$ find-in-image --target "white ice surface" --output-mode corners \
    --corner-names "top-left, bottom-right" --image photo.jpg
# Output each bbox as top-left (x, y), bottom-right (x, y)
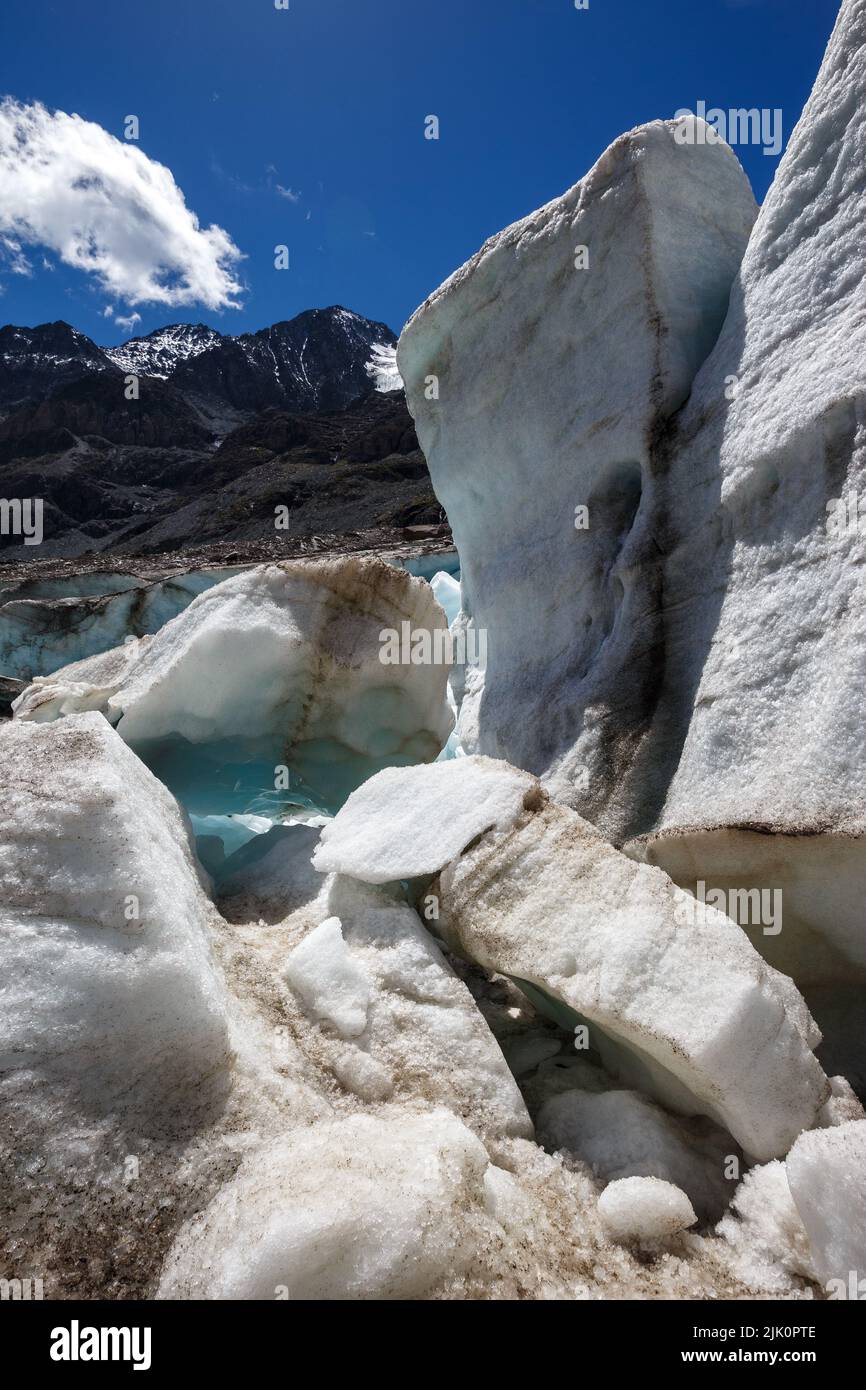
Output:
top-left (786, 1120), bottom-right (866, 1288)
top-left (157, 1108), bottom-right (500, 1300)
top-left (14, 557), bottom-right (455, 818)
top-left (312, 756), bottom-right (827, 1159)
top-left (0, 712), bottom-right (230, 1135)
top-left (430, 570), bottom-right (461, 628)
top-left (313, 755), bottom-right (538, 882)
top-left (597, 1177), bottom-right (696, 1244)
top-left (283, 915), bottom-right (372, 1038)
top-left (537, 1088), bottom-right (738, 1223)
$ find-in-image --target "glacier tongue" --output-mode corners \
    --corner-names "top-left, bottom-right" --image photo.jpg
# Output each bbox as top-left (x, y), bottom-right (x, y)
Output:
top-left (0, 567), bottom-right (237, 681)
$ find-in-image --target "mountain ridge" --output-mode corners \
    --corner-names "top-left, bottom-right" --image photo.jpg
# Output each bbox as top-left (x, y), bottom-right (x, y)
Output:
top-left (0, 306), bottom-right (399, 421)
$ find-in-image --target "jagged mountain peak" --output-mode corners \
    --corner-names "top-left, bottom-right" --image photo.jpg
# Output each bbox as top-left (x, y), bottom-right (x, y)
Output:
top-left (104, 323), bottom-right (225, 379)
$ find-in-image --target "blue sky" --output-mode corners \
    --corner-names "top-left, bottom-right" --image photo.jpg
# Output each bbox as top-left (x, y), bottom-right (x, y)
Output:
top-left (0, 0), bottom-right (842, 343)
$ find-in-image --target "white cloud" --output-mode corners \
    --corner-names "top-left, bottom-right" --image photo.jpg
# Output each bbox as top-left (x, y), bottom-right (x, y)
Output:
top-left (0, 98), bottom-right (244, 310)
top-left (1, 235), bottom-right (33, 276)
top-left (276, 184), bottom-right (301, 203)
top-left (102, 304), bottom-right (115, 317)
top-left (114, 311), bottom-right (142, 332)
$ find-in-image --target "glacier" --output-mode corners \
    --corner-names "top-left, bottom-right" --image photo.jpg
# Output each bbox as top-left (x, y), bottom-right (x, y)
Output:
top-left (3, 0), bottom-right (866, 1304)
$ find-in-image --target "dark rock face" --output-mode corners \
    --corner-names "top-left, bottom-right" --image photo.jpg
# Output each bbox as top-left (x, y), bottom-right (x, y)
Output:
top-left (0, 309), bottom-right (440, 561)
top-left (0, 674), bottom-right (25, 717)
top-left (0, 373), bottom-right (211, 456)
top-left (0, 387), bottom-right (442, 560)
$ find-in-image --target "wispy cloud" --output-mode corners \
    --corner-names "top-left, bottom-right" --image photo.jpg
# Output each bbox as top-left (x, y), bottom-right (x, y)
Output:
top-left (0, 98), bottom-right (244, 310)
top-left (114, 310), bottom-right (142, 332)
top-left (214, 158), bottom-right (303, 207)
top-left (210, 155), bottom-right (256, 196)
top-left (1, 235), bottom-right (33, 277)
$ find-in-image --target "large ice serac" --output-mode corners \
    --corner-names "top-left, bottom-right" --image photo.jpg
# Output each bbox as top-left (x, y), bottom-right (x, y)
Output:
top-left (14, 557), bottom-right (455, 814)
top-left (627, 0), bottom-right (866, 993)
top-left (398, 116), bottom-right (757, 841)
top-left (317, 758), bottom-right (829, 1160)
top-left (399, 0), bottom-right (866, 1014)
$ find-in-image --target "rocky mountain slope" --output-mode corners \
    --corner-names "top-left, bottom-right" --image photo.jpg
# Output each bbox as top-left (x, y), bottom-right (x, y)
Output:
top-left (0, 307), bottom-right (438, 560)
top-left (0, 384), bottom-right (440, 560)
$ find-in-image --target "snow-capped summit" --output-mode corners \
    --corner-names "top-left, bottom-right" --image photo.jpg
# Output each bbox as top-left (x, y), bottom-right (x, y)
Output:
top-left (104, 323), bottom-right (224, 379)
top-left (105, 305), bottom-right (398, 415)
top-left (185, 305), bottom-right (398, 414)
